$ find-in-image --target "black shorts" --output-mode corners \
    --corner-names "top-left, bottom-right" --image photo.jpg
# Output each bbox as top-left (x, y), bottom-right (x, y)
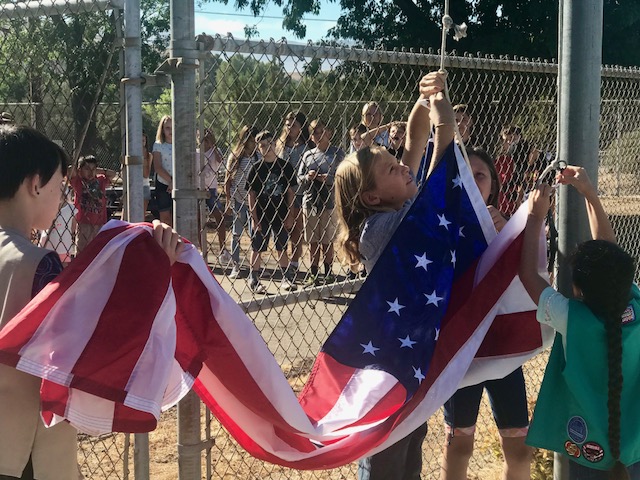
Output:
top-left (155, 182), bottom-right (172, 212)
top-left (443, 367), bottom-right (529, 431)
top-left (251, 220), bottom-right (288, 252)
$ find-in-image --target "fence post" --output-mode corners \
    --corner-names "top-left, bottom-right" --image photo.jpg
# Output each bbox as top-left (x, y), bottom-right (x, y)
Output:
top-left (123, 2), bottom-right (150, 476)
top-left (169, 1), bottom-right (202, 478)
top-left (555, 0), bottom-right (604, 476)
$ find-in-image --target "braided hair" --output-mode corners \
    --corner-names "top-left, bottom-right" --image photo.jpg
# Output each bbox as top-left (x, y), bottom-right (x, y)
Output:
top-left (571, 240), bottom-right (635, 479)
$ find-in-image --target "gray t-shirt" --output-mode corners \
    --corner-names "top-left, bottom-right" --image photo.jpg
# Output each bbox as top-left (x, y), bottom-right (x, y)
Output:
top-left (359, 198), bottom-right (414, 273)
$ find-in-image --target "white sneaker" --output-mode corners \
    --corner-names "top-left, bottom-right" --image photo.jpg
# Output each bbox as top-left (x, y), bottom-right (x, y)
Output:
top-left (280, 276), bottom-right (295, 292)
top-left (249, 277), bottom-right (267, 294)
top-left (219, 249), bottom-right (232, 265)
top-left (229, 264), bottom-right (241, 279)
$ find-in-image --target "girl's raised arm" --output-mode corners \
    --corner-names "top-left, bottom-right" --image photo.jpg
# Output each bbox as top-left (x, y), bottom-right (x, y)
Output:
top-left (519, 184), bottom-right (553, 303)
top-left (401, 71), bottom-right (446, 174)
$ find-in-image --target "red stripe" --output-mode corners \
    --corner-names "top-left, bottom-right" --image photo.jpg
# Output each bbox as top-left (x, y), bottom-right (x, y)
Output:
top-left (40, 379), bottom-right (70, 424)
top-left (69, 233), bottom-right (170, 401)
top-left (298, 353), bottom-right (357, 423)
top-left (173, 263), bottom-right (307, 439)
top-left (423, 232), bottom-right (524, 388)
top-left (475, 310), bottom-right (541, 357)
top-left (0, 225), bottom-right (131, 356)
top-left (112, 403), bottom-right (158, 433)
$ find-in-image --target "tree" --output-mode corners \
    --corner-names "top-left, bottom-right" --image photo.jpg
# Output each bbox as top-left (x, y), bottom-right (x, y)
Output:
top-left (204, 0), bottom-right (640, 67)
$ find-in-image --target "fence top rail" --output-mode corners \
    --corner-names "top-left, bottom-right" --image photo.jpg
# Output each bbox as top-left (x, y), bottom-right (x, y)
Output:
top-left (209, 35), bottom-right (640, 79)
top-left (0, 0), bottom-right (123, 19)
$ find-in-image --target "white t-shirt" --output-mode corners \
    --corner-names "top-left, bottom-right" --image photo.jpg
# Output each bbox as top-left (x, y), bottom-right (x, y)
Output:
top-left (152, 142), bottom-right (173, 185)
top-left (197, 147), bottom-right (223, 190)
top-left (39, 202), bottom-right (77, 260)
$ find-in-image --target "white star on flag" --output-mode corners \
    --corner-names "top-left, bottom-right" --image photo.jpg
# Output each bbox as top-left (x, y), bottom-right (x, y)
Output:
top-left (435, 328), bottom-right (440, 340)
top-left (424, 290), bottom-right (443, 307)
top-left (450, 250), bottom-right (457, 268)
top-left (452, 174), bottom-right (463, 189)
top-left (398, 335), bottom-right (417, 348)
top-left (386, 298), bottom-right (405, 316)
top-left (413, 366), bottom-right (425, 384)
top-left (437, 214), bottom-right (451, 230)
top-left (459, 226), bottom-right (465, 238)
top-left (360, 341), bottom-right (380, 356)
top-left (414, 253), bottom-right (433, 271)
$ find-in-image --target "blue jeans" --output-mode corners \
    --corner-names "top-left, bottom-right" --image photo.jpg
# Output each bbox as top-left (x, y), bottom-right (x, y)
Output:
top-left (357, 423), bottom-right (428, 480)
top-left (231, 200), bottom-right (250, 264)
top-left (569, 461), bottom-right (640, 479)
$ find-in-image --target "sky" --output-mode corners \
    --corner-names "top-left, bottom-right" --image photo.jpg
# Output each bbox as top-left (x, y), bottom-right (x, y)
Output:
top-left (194, 1), bottom-right (342, 44)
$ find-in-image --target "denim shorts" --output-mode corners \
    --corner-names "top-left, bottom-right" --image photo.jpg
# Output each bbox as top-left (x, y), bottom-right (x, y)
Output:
top-left (251, 219), bottom-right (288, 252)
top-left (205, 188), bottom-right (223, 212)
top-left (443, 367), bottom-right (529, 432)
top-left (155, 181), bottom-right (172, 212)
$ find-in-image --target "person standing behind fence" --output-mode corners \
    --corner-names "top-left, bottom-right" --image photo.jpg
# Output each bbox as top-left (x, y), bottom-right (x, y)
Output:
top-left (387, 121), bottom-right (407, 159)
top-left (495, 125), bottom-right (530, 217)
top-left (359, 101), bottom-right (389, 149)
top-left (142, 132), bottom-right (153, 215)
top-left (247, 130), bottom-right (297, 293)
top-left (276, 111), bottom-right (311, 278)
top-left (198, 129), bottom-right (232, 265)
top-left (453, 103), bottom-right (475, 147)
top-left (152, 115), bottom-right (173, 226)
top-left (334, 71), bottom-right (448, 480)
top-left (520, 167), bottom-right (640, 480)
top-left (225, 125), bottom-right (258, 279)
top-left (439, 147), bottom-right (532, 480)
top-left (39, 185), bottom-right (77, 268)
top-left (69, 155), bottom-right (116, 253)
top-left (298, 119), bottom-right (344, 286)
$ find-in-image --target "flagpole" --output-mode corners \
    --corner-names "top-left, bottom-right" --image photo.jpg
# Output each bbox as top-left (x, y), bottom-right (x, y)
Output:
top-left (555, 0), bottom-right (604, 478)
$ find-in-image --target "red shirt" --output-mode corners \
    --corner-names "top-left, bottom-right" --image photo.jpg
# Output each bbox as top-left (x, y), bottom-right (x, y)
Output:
top-left (71, 174), bottom-right (109, 225)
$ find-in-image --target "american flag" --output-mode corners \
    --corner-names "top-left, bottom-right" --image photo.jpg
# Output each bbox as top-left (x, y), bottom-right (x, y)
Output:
top-left (0, 141), bottom-right (551, 468)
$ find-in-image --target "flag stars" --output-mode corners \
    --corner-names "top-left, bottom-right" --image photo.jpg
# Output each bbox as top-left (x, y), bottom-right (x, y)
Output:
top-left (450, 250), bottom-right (457, 268)
top-left (424, 290), bottom-right (443, 307)
top-left (414, 253), bottom-right (433, 271)
top-left (452, 174), bottom-right (463, 189)
top-left (387, 298), bottom-right (405, 316)
top-left (413, 366), bottom-right (425, 384)
top-left (438, 214), bottom-right (451, 230)
top-left (459, 226), bottom-right (465, 238)
top-left (360, 341), bottom-right (380, 356)
top-left (398, 335), bottom-right (417, 348)
top-left (435, 328), bottom-right (440, 341)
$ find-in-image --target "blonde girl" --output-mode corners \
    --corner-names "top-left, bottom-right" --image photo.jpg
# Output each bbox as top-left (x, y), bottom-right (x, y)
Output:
top-left (334, 72), bottom-right (451, 480)
top-left (152, 115), bottom-right (173, 226)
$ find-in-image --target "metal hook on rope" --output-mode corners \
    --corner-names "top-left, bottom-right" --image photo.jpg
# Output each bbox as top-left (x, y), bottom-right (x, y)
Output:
top-left (536, 157), bottom-right (568, 188)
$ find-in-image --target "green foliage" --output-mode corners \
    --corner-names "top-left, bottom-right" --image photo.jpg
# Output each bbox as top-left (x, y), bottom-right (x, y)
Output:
top-left (203, 0), bottom-right (640, 67)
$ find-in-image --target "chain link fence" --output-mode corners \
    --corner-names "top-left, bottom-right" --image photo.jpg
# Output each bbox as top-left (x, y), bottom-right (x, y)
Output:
top-left (2, 1), bottom-right (640, 478)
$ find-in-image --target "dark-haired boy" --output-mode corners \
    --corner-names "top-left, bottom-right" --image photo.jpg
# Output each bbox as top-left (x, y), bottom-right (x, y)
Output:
top-left (247, 131), bottom-right (297, 293)
top-left (69, 155), bottom-right (116, 252)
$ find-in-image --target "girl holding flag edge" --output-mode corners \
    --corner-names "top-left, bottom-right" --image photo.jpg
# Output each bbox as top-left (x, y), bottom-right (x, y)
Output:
top-left (520, 167), bottom-right (640, 480)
